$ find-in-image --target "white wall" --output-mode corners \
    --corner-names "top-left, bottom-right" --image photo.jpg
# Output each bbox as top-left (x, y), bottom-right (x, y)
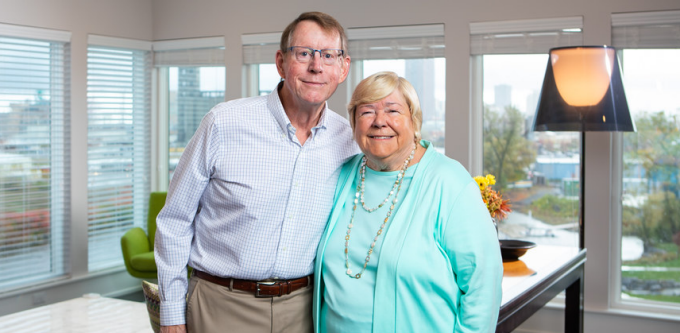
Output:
top-left (0, 0), bottom-right (679, 332)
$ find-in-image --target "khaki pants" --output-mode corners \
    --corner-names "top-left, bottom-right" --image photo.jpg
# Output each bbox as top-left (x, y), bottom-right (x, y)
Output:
top-left (186, 274), bottom-right (314, 333)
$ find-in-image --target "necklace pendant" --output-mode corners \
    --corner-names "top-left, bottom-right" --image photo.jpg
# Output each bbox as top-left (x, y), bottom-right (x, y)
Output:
top-left (344, 146), bottom-right (417, 281)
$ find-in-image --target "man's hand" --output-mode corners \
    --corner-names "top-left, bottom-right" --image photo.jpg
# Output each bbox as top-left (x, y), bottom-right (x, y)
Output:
top-left (160, 325), bottom-right (187, 333)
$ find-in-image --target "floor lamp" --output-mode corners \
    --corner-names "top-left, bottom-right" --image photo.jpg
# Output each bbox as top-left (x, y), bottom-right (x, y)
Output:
top-left (532, 45), bottom-right (636, 331)
top-left (533, 45), bottom-right (636, 249)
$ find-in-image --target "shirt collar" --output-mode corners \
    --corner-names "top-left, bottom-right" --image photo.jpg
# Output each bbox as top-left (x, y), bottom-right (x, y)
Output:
top-left (268, 82), bottom-right (329, 136)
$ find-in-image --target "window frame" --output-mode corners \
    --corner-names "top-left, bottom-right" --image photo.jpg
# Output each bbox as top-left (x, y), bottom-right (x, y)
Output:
top-left (469, 16), bottom-right (584, 306)
top-left (0, 23), bottom-right (71, 291)
top-left (152, 37), bottom-right (226, 190)
top-left (609, 9), bottom-right (680, 316)
top-left (241, 32), bottom-right (281, 98)
top-left (86, 35), bottom-right (153, 272)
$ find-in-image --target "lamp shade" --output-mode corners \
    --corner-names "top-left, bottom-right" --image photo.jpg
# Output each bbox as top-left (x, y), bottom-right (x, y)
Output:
top-left (533, 46), bottom-right (635, 132)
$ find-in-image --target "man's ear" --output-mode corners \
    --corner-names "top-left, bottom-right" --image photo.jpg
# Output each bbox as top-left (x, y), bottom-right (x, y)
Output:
top-left (275, 50), bottom-right (286, 80)
top-left (339, 55), bottom-right (351, 83)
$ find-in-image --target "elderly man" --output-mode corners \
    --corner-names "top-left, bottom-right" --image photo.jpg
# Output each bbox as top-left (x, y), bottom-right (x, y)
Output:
top-left (155, 11), bottom-right (359, 333)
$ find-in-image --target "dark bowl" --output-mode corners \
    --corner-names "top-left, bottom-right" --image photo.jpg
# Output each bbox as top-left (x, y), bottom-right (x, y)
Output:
top-left (500, 240), bottom-right (536, 261)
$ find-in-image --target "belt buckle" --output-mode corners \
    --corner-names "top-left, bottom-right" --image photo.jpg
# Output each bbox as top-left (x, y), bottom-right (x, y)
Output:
top-left (255, 281), bottom-right (277, 298)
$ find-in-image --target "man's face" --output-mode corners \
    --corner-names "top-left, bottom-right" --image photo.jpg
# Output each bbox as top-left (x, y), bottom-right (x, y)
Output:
top-left (276, 20), bottom-right (350, 111)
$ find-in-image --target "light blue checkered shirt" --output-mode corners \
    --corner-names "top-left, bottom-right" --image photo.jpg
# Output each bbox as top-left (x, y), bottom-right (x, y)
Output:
top-left (154, 88), bottom-right (359, 326)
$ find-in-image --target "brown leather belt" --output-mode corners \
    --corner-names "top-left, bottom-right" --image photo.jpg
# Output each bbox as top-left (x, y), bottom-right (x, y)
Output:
top-left (194, 270), bottom-right (313, 298)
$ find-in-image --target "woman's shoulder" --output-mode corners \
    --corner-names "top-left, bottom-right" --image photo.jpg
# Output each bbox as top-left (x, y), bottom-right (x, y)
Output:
top-left (419, 145), bottom-right (474, 190)
top-left (340, 154), bottom-right (363, 174)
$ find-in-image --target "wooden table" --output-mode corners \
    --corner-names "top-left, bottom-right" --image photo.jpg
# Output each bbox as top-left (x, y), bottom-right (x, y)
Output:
top-left (497, 245), bottom-right (587, 333)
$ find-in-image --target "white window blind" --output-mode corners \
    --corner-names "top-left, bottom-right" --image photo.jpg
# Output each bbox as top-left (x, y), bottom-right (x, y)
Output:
top-left (0, 25), bottom-right (71, 290)
top-left (348, 24), bottom-right (445, 60)
top-left (612, 10), bottom-right (680, 48)
top-left (242, 32), bottom-right (281, 65)
top-left (154, 36), bottom-right (225, 67)
top-left (241, 33), bottom-right (281, 97)
top-left (87, 37), bottom-right (151, 271)
top-left (470, 17), bottom-right (583, 55)
top-left (242, 25), bottom-right (446, 62)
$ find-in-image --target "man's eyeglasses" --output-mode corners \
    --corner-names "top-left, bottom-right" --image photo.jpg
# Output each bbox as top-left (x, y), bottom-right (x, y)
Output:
top-left (288, 46), bottom-right (344, 66)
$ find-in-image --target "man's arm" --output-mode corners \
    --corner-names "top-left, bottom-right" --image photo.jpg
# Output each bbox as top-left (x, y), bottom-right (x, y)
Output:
top-left (155, 111), bottom-right (220, 326)
top-left (160, 325), bottom-right (186, 333)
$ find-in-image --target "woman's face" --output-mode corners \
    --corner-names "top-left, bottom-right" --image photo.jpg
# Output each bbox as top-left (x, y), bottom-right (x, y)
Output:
top-left (354, 89), bottom-right (416, 171)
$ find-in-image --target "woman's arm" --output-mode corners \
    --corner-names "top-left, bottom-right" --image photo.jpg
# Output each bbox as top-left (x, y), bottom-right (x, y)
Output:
top-left (440, 180), bottom-right (504, 333)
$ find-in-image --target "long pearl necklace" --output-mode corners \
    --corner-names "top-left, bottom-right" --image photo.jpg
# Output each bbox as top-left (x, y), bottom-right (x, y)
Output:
top-left (344, 144), bottom-right (416, 279)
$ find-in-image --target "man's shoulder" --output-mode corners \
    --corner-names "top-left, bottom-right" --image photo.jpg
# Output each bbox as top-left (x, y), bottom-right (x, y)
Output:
top-left (209, 95), bottom-right (268, 118)
top-left (321, 109), bottom-right (357, 152)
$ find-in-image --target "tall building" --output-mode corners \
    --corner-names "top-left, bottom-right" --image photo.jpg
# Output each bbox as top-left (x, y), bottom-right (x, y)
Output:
top-left (526, 90), bottom-right (540, 115)
top-left (177, 68), bottom-right (202, 145)
top-left (494, 84), bottom-right (512, 110)
top-left (405, 59), bottom-right (436, 119)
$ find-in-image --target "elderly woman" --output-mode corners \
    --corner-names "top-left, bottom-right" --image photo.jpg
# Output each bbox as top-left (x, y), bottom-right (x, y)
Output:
top-left (312, 71), bottom-right (503, 332)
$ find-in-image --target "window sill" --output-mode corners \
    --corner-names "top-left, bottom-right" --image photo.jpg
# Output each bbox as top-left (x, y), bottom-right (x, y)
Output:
top-left (543, 298), bottom-right (680, 323)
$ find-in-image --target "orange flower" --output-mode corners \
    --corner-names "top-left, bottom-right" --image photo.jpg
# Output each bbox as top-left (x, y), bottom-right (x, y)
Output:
top-left (475, 174), bottom-right (512, 221)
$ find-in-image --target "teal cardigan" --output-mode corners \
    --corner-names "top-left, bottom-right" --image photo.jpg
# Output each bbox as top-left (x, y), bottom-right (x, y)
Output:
top-left (313, 142), bottom-right (503, 332)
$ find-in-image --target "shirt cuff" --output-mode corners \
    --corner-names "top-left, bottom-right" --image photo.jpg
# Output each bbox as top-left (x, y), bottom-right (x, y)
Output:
top-left (160, 300), bottom-right (187, 326)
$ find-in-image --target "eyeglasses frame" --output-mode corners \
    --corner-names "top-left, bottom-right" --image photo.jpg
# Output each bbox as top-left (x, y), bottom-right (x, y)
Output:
top-left (287, 46), bottom-right (345, 65)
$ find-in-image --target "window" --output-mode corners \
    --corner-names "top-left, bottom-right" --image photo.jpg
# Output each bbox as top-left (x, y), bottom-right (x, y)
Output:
top-left (87, 36), bottom-right (151, 271)
top-left (0, 24), bottom-right (70, 290)
top-left (613, 10), bottom-right (680, 312)
top-left (165, 67), bottom-right (224, 179)
top-left (154, 37), bottom-right (226, 182)
top-left (242, 32), bottom-right (281, 97)
top-left (470, 17), bottom-right (583, 249)
top-left (347, 25), bottom-right (446, 152)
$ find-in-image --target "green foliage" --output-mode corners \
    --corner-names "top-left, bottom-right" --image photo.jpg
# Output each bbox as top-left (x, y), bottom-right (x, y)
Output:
top-left (624, 111), bottom-right (680, 182)
top-left (621, 292), bottom-right (680, 304)
top-left (623, 191), bottom-right (680, 246)
top-left (621, 242), bottom-right (680, 305)
top-left (622, 270), bottom-right (680, 281)
top-left (483, 105), bottom-right (536, 190)
top-left (622, 111), bottom-right (680, 248)
top-left (528, 194), bottom-right (578, 225)
top-left (624, 243), bottom-right (680, 267)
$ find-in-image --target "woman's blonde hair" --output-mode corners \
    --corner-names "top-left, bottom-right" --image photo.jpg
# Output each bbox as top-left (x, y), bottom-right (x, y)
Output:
top-left (347, 71), bottom-right (423, 141)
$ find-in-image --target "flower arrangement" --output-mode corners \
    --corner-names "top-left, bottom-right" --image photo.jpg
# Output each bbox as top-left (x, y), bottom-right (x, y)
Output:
top-left (474, 174), bottom-right (512, 221)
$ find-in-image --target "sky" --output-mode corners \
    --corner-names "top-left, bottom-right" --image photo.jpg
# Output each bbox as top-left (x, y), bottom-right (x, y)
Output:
top-left (482, 50), bottom-right (680, 116)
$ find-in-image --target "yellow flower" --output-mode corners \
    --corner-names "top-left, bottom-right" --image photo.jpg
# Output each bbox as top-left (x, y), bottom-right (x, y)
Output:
top-left (485, 174), bottom-right (496, 186)
top-left (474, 176), bottom-right (489, 190)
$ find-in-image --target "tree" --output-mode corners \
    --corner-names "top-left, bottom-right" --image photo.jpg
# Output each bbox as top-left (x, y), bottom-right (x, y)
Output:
top-left (483, 105), bottom-right (536, 190)
top-left (623, 111), bottom-right (680, 246)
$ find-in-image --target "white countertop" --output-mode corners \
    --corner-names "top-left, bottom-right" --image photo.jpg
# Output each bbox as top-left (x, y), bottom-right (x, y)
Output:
top-left (0, 295), bottom-right (153, 333)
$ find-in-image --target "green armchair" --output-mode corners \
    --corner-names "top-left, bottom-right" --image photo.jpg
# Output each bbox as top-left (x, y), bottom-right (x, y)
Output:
top-left (121, 191), bottom-right (166, 279)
